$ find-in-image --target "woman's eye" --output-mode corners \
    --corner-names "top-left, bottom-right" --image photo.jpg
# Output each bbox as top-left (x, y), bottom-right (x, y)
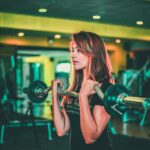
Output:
top-left (71, 47), bottom-right (81, 53)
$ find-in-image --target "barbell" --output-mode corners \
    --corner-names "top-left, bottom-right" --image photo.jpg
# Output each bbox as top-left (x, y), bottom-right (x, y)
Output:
top-left (23, 80), bottom-right (78, 103)
top-left (94, 84), bottom-right (150, 115)
top-left (23, 80), bottom-right (150, 115)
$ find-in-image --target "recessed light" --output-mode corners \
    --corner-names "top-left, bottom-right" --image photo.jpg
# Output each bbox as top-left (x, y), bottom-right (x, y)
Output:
top-left (54, 34), bottom-right (61, 39)
top-left (38, 8), bottom-right (47, 13)
top-left (115, 39), bottom-right (121, 43)
top-left (48, 39), bottom-right (54, 44)
top-left (136, 21), bottom-right (144, 25)
top-left (92, 15), bottom-right (101, 20)
top-left (18, 32), bottom-right (24, 37)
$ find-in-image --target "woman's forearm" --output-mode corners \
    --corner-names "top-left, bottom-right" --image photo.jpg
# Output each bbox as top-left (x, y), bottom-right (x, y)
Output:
top-left (79, 94), bottom-right (110, 144)
top-left (79, 95), bottom-right (98, 143)
top-left (52, 96), bottom-right (70, 136)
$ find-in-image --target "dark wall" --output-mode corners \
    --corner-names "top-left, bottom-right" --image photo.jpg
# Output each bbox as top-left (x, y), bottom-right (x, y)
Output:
top-left (0, 45), bottom-right (17, 100)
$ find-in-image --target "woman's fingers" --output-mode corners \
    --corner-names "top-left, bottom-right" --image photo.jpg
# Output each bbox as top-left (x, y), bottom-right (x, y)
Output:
top-left (80, 80), bottom-right (101, 96)
top-left (52, 79), bottom-right (63, 87)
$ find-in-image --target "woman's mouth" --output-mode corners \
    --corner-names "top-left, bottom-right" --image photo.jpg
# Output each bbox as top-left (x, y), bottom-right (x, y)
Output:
top-left (72, 61), bottom-right (78, 65)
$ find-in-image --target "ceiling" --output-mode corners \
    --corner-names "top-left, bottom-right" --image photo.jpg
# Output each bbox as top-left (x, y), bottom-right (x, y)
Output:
top-left (0, 0), bottom-right (150, 50)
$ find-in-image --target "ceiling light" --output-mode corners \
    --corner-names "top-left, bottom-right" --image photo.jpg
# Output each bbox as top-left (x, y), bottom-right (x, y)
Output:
top-left (18, 32), bottom-right (24, 37)
top-left (38, 8), bottom-right (47, 13)
top-left (92, 15), bottom-right (101, 20)
top-left (48, 39), bottom-right (54, 44)
top-left (136, 21), bottom-right (144, 25)
top-left (115, 39), bottom-right (121, 43)
top-left (54, 34), bottom-right (61, 39)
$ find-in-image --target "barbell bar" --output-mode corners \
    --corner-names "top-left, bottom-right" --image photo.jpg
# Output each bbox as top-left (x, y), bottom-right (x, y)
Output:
top-left (23, 80), bottom-right (79, 103)
top-left (94, 84), bottom-right (150, 115)
top-left (23, 80), bottom-right (150, 115)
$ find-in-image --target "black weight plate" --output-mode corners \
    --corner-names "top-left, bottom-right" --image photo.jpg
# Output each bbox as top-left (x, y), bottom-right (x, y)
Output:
top-left (104, 84), bottom-right (129, 115)
top-left (28, 80), bottom-right (48, 103)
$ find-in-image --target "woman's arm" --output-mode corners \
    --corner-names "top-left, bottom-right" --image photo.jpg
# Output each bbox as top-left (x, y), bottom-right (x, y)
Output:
top-left (52, 80), bottom-right (70, 136)
top-left (79, 80), bottom-right (110, 144)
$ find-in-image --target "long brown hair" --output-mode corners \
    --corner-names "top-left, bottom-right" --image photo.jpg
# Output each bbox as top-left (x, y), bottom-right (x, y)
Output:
top-left (62, 31), bottom-right (113, 105)
top-left (69, 31), bottom-right (112, 91)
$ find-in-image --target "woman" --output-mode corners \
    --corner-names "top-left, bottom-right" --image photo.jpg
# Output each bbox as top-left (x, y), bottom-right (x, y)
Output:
top-left (52, 31), bottom-right (113, 150)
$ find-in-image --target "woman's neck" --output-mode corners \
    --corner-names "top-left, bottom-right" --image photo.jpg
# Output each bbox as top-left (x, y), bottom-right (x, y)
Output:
top-left (82, 69), bottom-right (88, 83)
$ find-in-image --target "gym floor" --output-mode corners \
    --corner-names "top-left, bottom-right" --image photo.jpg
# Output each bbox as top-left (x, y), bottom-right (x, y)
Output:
top-left (0, 116), bottom-right (150, 150)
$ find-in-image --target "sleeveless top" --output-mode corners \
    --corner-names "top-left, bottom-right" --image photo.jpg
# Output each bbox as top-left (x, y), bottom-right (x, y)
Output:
top-left (64, 80), bottom-right (112, 150)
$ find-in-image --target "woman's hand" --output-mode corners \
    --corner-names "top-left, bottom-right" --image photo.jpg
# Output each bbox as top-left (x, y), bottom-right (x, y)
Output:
top-left (51, 79), bottom-right (63, 100)
top-left (79, 79), bottom-right (100, 97)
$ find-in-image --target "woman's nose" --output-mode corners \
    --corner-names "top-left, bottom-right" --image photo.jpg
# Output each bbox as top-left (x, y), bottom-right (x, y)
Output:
top-left (71, 51), bottom-right (77, 58)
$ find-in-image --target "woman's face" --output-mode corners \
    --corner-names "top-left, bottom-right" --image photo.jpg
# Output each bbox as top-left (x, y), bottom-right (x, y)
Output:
top-left (70, 41), bottom-right (88, 71)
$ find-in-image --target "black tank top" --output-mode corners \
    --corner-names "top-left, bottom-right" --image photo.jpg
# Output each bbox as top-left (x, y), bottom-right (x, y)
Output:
top-left (64, 80), bottom-right (112, 150)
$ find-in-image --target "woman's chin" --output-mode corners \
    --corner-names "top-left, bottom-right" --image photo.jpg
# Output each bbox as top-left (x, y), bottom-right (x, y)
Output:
top-left (74, 67), bottom-right (83, 71)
